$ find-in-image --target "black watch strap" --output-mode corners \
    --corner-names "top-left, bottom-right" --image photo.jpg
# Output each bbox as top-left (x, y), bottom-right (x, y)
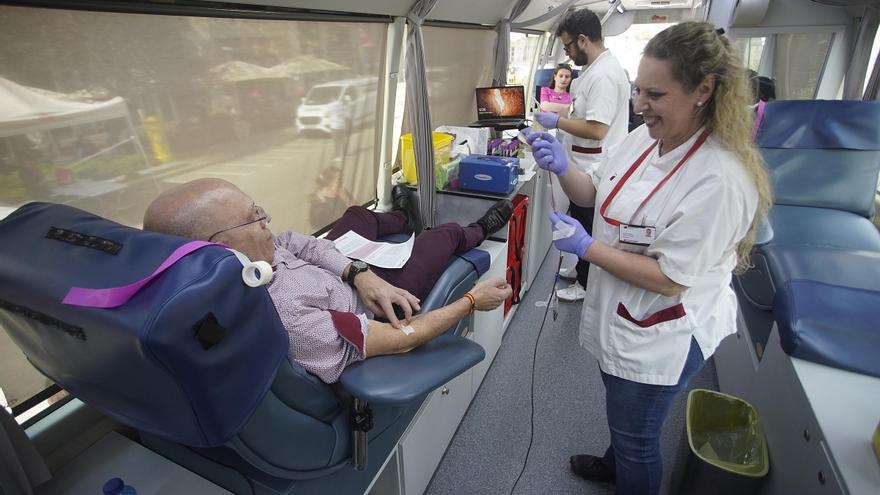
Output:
top-left (346, 261), bottom-right (369, 285)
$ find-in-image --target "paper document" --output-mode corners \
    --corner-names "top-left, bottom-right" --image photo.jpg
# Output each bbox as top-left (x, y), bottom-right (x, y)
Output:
top-left (333, 231), bottom-right (415, 269)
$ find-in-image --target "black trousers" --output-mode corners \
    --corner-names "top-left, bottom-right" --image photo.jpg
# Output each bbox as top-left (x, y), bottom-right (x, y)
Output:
top-left (568, 202), bottom-right (594, 288)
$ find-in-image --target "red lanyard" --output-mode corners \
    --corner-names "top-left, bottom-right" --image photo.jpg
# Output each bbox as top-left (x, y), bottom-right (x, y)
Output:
top-left (600, 130), bottom-right (711, 227)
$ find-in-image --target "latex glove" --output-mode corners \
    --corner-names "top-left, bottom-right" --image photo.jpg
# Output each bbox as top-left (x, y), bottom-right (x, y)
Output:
top-left (353, 269), bottom-right (420, 328)
top-left (523, 131), bottom-right (569, 177)
top-left (549, 211), bottom-right (593, 257)
top-left (533, 111), bottom-right (560, 129)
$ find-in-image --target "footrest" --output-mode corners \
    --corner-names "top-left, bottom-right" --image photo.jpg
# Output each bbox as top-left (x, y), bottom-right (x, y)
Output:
top-left (774, 279), bottom-right (880, 378)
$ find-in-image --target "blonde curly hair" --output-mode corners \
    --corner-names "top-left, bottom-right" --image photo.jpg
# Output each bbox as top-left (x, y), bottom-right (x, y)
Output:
top-left (644, 21), bottom-right (773, 273)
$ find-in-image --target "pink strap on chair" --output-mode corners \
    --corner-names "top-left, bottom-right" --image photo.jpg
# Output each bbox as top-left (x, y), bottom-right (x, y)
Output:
top-left (752, 99), bottom-right (766, 142)
top-left (62, 240), bottom-right (217, 308)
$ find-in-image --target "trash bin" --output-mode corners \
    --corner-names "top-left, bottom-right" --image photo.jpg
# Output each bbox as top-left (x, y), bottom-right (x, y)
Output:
top-left (679, 389), bottom-right (769, 495)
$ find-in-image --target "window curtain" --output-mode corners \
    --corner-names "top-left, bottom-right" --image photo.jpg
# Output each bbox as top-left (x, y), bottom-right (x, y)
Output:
top-left (492, 0), bottom-right (532, 86)
top-left (405, 0), bottom-right (440, 227)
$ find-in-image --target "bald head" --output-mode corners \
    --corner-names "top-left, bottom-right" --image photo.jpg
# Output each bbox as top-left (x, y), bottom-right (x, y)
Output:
top-left (143, 178), bottom-right (243, 240)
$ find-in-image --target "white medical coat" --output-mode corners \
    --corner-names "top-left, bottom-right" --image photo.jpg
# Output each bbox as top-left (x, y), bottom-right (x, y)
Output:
top-left (583, 126), bottom-right (759, 385)
top-left (565, 50), bottom-right (630, 174)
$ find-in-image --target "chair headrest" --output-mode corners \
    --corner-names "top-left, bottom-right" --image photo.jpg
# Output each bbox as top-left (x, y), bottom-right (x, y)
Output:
top-left (757, 100), bottom-right (880, 150)
top-left (0, 203), bottom-right (287, 447)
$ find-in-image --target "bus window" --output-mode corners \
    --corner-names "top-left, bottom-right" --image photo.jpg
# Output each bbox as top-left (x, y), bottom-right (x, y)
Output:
top-left (0, 4), bottom-right (387, 420)
top-left (864, 26), bottom-right (880, 96)
top-left (732, 36), bottom-right (767, 72)
top-left (604, 23), bottom-right (676, 82)
top-left (774, 31), bottom-right (834, 99)
top-left (508, 32), bottom-right (541, 86)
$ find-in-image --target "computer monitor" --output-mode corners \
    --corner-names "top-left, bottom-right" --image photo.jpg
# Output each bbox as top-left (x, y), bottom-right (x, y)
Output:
top-left (475, 86), bottom-right (526, 121)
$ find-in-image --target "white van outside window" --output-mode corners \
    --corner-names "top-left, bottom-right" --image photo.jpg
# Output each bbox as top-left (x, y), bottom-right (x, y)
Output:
top-left (296, 78), bottom-right (378, 135)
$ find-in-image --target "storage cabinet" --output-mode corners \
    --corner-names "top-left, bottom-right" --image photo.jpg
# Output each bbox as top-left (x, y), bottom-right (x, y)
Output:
top-left (398, 369), bottom-right (473, 495)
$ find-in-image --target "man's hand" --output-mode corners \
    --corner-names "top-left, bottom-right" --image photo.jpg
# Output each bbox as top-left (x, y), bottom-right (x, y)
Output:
top-left (533, 111), bottom-right (560, 129)
top-left (353, 270), bottom-right (420, 328)
top-left (469, 278), bottom-right (513, 311)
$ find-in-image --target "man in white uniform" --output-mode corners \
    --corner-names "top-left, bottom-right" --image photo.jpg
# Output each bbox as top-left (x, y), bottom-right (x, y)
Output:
top-left (534, 8), bottom-right (631, 301)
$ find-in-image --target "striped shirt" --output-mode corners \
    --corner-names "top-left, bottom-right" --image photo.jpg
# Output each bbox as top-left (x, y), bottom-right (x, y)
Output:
top-left (267, 231), bottom-right (372, 384)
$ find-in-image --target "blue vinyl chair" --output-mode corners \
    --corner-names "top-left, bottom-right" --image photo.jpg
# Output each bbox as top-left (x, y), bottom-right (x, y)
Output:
top-left (0, 202), bottom-right (490, 494)
top-left (733, 99), bottom-right (880, 366)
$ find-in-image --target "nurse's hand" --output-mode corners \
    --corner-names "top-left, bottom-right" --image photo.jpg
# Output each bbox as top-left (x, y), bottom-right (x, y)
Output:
top-left (523, 131), bottom-right (568, 177)
top-left (549, 211), bottom-right (593, 258)
top-left (533, 111), bottom-right (560, 129)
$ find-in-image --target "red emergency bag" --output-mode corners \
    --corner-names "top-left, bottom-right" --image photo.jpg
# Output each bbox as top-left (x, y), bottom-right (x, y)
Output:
top-left (504, 194), bottom-right (528, 316)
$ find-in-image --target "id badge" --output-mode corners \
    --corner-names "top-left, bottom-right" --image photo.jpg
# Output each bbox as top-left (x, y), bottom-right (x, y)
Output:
top-left (619, 224), bottom-right (656, 246)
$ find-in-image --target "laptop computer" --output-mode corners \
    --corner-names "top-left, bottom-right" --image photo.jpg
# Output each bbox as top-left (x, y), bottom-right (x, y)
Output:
top-left (471, 85), bottom-right (526, 128)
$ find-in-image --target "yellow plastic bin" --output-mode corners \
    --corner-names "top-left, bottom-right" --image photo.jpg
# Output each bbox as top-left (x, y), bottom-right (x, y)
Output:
top-left (679, 389), bottom-right (769, 495)
top-left (400, 132), bottom-right (454, 185)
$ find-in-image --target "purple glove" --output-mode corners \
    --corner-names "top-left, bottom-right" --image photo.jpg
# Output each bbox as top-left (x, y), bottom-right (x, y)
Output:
top-left (534, 111), bottom-right (560, 129)
top-left (549, 211), bottom-right (593, 257)
top-left (523, 131), bottom-right (568, 177)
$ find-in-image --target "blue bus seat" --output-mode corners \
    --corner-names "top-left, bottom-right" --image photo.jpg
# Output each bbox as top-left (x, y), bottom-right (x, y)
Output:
top-left (0, 202), bottom-right (488, 495)
top-left (756, 99), bottom-right (880, 219)
top-left (735, 99), bottom-right (880, 362)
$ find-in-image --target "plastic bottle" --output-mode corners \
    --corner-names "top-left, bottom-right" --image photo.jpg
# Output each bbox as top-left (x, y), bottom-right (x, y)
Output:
top-left (103, 477), bottom-right (137, 495)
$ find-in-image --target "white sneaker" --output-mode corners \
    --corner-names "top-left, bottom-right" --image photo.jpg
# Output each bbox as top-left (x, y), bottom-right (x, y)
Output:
top-left (556, 282), bottom-right (586, 302)
top-left (558, 266), bottom-right (577, 281)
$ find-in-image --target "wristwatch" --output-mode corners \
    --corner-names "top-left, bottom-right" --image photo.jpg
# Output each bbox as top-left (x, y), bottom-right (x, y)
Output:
top-left (346, 260), bottom-right (369, 285)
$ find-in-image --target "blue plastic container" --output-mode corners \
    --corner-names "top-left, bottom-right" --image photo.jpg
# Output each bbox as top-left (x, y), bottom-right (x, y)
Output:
top-left (459, 155), bottom-right (519, 195)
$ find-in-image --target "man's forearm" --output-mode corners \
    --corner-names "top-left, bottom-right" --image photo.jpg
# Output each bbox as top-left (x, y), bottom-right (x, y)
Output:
top-left (365, 297), bottom-right (472, 357)
top-left (557, 118), bottom-right (609, 141)
top-left (557, 166), bottom-right (597, 208)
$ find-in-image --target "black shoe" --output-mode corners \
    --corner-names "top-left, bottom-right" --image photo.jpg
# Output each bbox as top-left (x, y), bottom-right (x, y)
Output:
top-left (570, 454), bottom-right (616, 483)
top-left (391, 185), bottom-right (423, 235)
top-left (475, 199), bottom-right (514, 240)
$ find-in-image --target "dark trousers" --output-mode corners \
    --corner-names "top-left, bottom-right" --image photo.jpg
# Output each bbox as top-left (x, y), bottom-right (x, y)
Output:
top-left (326, 206), bottom-right (484, 300)
top-left (600, 338), bottom-right (706, 495)
top-left (568, 203), bottom-right (594, 288)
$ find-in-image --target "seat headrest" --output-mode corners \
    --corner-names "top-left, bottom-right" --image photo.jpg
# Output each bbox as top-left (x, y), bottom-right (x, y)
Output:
top-left (0, 203), bottom-right (287, 447)
top-left (757, 100), bottom-right (880, 150)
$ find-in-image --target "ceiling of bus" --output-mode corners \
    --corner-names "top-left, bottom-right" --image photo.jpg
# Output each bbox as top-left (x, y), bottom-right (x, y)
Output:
top-left (231, 0), bottom-right (693, 29)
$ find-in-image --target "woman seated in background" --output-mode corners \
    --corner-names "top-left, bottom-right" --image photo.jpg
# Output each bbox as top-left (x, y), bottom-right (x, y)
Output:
top-left (540, 63), bottom-right (573, 118)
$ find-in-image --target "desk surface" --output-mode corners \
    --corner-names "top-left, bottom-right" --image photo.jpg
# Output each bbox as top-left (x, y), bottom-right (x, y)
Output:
top-left (38, 431), bottom-right (231, 494)
top-left (793, 358), bottom-right (880, 494)
top-left (433, 156), bottom-right (536, 233)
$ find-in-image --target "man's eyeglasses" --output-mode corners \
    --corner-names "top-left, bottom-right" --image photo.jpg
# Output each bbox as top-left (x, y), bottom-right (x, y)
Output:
top-left (207, 205), bottom-right (270, 242)
top-left (562, 37), bottom-right (579, 54)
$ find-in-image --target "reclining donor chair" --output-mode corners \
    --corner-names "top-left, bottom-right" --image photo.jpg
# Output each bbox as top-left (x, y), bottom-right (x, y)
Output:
top-left (0, 202), bottom-right (491, 494)
top-left (719, 99), bottom-right (880, 494)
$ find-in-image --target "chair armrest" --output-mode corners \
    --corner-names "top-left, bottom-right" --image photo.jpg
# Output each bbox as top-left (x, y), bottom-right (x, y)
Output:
top-left (338, 335), bottom-right (484, 405)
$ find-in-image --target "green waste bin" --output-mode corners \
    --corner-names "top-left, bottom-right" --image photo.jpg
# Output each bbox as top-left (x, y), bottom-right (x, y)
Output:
top-left (679, 389), bottom-right (769, 495)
